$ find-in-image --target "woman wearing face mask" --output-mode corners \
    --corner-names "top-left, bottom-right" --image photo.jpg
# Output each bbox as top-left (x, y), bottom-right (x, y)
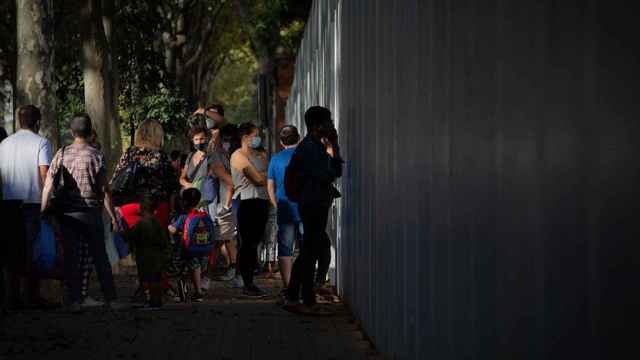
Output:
top-left (230, 122), bottom-right (270, 297)
top-left (180, 125), bottom-right (214, 191)
top-left (210, 124), bottom-right (240, 281)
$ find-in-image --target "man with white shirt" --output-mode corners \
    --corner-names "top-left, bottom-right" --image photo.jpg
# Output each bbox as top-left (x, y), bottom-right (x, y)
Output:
top-left (0, 105), bottom-right (53, 309)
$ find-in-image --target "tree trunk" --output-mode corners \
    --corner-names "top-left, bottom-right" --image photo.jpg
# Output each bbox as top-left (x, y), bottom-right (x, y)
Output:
top-left (81, 0), bottom-right (112, 167)
top-left (102, 0), bottom-right (121, 167)
top-left (16, 0), bottom-right (58, 148)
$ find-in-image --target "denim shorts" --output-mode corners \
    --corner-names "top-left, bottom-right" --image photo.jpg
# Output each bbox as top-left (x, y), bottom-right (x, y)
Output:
top-left (277, 222), bottom-right (302, 257)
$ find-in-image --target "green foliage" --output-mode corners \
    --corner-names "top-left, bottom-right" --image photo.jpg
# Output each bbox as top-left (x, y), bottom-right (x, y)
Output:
top-left (121, 87), bottom-right (190, 149)
top-left (209, 44), bottom-right (258, 123)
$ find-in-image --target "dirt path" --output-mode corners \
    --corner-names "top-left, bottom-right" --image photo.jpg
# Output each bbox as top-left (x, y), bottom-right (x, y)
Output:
top-left (1, 272), bottom-right (380, 360)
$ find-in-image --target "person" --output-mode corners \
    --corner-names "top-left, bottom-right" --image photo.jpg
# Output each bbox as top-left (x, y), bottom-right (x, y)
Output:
top-left (285, 106), bottom-right (343, 315)
top-left (0, 105), bottom-right (53, 309)
top-left (180, 125), bottom-right (214, 195)
top-left (210, 124), bottom-right (239, 281)
top-left (41, 113), bottom-right (120, 309)
top-left (169, 150), bottom-right (183, 174)
top-left (168, 188), bottom-right (209, 302)
top-left (111, 119), bottom-right (178, 302)
top-left (230, 122), bottom-right (270, 297)
top-left (112, 119), bottom-right (179, 229)
top-left (193, 104), bottom-right (227, 151)
top-left (121, 194), bottom-right (169, 309)
top-left (267, 125), bottom-right (302, 289)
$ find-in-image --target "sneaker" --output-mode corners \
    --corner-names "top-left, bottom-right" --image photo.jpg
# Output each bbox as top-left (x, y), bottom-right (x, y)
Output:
top-left (201, 277), bottom-right (211, 290)
top-left (230, 276), bottom-right (244, 289)
top-left (191, 292), bottom-right (204, 303)
top-left (243, 284), bottom-right (267, 298)
top-left (218, 267), bottom-right (236, 281)
top-left (79, 297), bottom-right (104, 307)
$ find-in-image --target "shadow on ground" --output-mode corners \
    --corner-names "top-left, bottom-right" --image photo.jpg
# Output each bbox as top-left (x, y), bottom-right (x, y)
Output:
top-left (1, 270), bottom-right (381, 360)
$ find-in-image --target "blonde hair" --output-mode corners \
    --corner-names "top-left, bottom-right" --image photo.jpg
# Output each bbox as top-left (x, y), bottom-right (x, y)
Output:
top-left (134, 119), bottom-right (164, 149)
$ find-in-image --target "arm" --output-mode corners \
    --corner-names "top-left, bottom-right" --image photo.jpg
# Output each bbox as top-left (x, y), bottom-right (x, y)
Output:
top-left (211, 162), bottom-right (232, 187)
top-left (243, 164), bottom-right (267, 186)
top-left (40, 169), bottom-right (54, 213)
top-left (300, 142), bottom-right (341, 184)
top-left (211, 162), bottom-right (233, 208)
top-left (179, 164), bottom-right (192, 188)
top-left (231, 152), bottom-right (267, 186)
top-left (38, 166), bottom-right (49, 191)
top-left (267, 179), bottom-right (277, 208)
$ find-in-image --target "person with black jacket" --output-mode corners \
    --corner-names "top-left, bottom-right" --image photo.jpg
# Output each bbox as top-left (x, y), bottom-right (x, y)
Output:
top-left (285, 106), bottom-right (344, 315)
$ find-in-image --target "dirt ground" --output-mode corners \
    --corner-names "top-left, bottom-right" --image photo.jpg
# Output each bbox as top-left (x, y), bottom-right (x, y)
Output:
top-left (0, 267), bottom-right (381, 360)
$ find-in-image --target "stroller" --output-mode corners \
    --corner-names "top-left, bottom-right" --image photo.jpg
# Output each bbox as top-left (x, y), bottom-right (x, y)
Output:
top-left (166, 210), bottom-right (217, 303)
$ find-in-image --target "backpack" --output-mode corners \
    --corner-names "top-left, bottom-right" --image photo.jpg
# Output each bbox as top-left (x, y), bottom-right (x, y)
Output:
top-left (182, 210), bottom-right (216, 256)
top-left (284, 152), bottom-right (303, 203)
top-left (192, 175), bottom-right (218, 207)
top-left (111, 148), bottom-right (140, 206)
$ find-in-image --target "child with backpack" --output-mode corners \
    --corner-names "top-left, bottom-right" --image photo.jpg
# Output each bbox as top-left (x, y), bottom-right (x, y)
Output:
top-left (168, 188), bottom-right (216, 302)
top-left (121, 194), bottom-right (170, 310)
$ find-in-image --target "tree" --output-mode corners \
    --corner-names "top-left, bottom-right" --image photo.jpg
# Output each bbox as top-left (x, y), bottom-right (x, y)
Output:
top-left (81, 0), bottom-right (113, 166)
top-left (102, 0), bottom-right (122, 166)
top-left (15, 0), bottom-right (58, 147)
top-left (232, 0), bottom-right (310, 151)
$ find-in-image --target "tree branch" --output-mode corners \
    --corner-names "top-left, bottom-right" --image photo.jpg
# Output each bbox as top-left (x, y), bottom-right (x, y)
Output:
top-left (184, 1), bottom-right (226, 69)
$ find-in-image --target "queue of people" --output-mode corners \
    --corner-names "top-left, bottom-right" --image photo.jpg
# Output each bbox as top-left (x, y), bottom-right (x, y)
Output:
top-left (0, 103), bottom-right (343, 315)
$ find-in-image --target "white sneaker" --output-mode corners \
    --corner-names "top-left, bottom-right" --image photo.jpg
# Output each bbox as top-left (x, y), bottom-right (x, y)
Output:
top-left (201, 277), bottom-right (211, 290)
top-left (80, 297), bottom-right (105, 307)
top-left (230, 276), bottom-right (244, 289)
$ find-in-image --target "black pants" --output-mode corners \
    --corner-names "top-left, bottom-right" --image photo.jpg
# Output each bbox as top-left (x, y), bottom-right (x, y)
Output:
top-left (288, 204), bottom-right (331, 305)
top-left (59, 210), bottom-right (116, 304)
top-left (237, 198), bottom-right (270, 286)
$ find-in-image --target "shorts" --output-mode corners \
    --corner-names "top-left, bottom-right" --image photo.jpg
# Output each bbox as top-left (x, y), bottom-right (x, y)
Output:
top-left (215, 209), bottom-right (236, 243)
top-left (187, 256), bottom-right (209, 271)
top-left (277, 222), bottom-right (302, 257)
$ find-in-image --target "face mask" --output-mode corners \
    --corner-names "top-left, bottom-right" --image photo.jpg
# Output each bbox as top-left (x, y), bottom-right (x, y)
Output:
top-left (250, 136), bottom-right (262, 149)
top-left (195, 143), bottom-right (207, 152)
top-left (206, 118), bottom-right (215, 130)
top-left (222, 142), bottom-right (231, 152)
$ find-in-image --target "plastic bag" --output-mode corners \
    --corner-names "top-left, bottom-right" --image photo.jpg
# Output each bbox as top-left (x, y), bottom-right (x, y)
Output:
top-left (33, 219), bottom-right (56, 273)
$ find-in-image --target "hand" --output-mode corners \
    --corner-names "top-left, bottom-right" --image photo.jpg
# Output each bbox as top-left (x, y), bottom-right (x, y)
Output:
top-left (322, 138), bottom-right (335, 158)
top-left (111, 218), bottom-right (121, 233)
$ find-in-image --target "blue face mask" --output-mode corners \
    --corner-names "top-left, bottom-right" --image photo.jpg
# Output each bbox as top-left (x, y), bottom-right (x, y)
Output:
top-left (250, 136), bottom-right (262, 149)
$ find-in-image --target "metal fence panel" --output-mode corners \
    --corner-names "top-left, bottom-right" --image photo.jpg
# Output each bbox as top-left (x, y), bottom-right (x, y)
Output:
top-left (287, 1), bottom-right (639, 359)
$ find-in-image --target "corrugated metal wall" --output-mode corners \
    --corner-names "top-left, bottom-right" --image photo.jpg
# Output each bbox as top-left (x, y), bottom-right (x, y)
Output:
top-left (286, 1), bottom-right (639, 359)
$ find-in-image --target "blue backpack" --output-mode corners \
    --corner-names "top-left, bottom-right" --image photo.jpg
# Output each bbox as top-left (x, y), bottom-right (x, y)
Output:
top-left (182, 210), bottom-right (216, 256)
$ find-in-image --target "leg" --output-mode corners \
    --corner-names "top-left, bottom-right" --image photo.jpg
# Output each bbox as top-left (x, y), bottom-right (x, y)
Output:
top-left (299, 206), bottom-right (330, 306)
top-left (59, 215), bottom-right (84, 305)
top-left (192, 266), bottom-right (202, 292)
top-left (278, 223), bottom-right (296, 287)
top-left (238, 199), bottom-right (270, 286)
top-left (85, 211), bottom-right (116, 302)
top-left (315, 231), bottom-right (332, 285)
top-left (21, 205), bottom-right (41, 305)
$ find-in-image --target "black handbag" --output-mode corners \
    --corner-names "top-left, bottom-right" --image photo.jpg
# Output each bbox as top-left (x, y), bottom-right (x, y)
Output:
top-left (111, 149), bottom-right (140, 206)
top-left (45, 146), bottom-right (67, 215)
